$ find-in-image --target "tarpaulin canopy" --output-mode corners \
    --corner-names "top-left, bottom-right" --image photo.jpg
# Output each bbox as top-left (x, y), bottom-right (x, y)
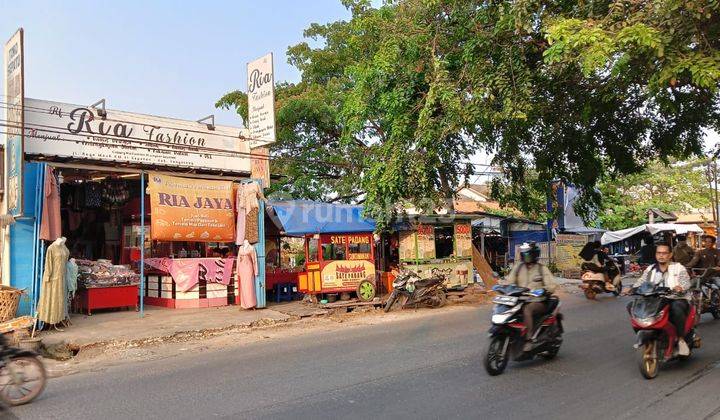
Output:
top-left (267, 200), bottom-right (376, 235)
top-left (601, 223), bottom-right (704, 245)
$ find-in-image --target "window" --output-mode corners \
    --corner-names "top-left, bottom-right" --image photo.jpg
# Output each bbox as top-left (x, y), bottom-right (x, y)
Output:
top-left (307, 238), bottom-right (319, 262)
top-left (322, 243), bottom-right (346, 261)
top-left (434, 226), bottom-right (454, 259)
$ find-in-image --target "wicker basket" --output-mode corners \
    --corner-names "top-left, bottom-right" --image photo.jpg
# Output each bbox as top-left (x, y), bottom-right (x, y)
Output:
top-left (0, 286), bottom-right (23, 323)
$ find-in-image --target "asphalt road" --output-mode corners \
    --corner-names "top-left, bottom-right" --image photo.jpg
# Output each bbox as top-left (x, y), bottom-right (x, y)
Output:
top-left (10, 292), bottom-right (720, 420)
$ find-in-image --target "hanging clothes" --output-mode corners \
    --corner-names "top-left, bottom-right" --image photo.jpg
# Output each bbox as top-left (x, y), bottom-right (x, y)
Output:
top-left (38, 239), bottom-right (70, 325)
top-left (40, 167), bottom-right (62, 242)
top-left (235, 183), bottom-right (264, 245)
top-left (237, 244), bottom-right (258, 309)
top-left (64, 259), bottom-right (79, 320)
top-left (245, 208), bottom-right (259, 244)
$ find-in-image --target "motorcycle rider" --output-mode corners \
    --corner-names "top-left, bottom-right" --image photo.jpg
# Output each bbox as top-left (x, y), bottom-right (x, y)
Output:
top-left (685, 234), bottom-right (720, 278)
top-left (630, 242), bottom-right (693, 356)
top-left (672, 234), bottom-right (695, 266)
top-left (505, 242), bottom-right (557, 351)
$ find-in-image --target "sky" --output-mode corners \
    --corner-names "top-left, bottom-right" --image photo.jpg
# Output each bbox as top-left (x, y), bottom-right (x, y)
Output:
top-left (0, 0), bottom-right (351, 126)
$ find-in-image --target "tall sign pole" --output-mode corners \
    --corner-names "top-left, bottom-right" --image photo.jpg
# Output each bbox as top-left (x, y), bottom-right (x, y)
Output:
top-left (247, 53), bottom-right (275, 188)
top-left (4, 28), bottom-right (24, 217)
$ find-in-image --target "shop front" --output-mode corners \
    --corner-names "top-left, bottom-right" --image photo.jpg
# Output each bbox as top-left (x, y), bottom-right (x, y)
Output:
top-left (7, 98), bottom-right (272, 320)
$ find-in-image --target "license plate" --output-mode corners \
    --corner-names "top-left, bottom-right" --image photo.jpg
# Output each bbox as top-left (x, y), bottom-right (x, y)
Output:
top-left (492, 295), bottom-right (518, 305)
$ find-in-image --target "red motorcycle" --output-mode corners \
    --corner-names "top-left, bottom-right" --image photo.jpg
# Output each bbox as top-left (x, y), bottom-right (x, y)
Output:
top-left (629, 282), bottom-right (701, 379)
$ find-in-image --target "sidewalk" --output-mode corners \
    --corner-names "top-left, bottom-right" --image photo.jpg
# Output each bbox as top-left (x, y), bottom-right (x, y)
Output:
top-left (40, 304), bottom-right (294, 349)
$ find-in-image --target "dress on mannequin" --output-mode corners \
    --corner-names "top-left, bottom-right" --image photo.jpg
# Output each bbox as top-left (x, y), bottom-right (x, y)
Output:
top-left (237, 240), bottom-right (258, 309)
top-left (38, 237), bottom-right (70, 325)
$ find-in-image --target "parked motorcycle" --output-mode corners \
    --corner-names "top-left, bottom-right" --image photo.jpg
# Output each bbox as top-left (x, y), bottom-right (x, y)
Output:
top-left (484, 285), bottom-right (564, 376)
top-left (629, 282), bottom-right (700, 379)
top-left (383, 268), bottom-right (449, 312)
top-left (580, 256), bottom-right (622, 300)
top-left (690, 268), bottom-right (720, 322)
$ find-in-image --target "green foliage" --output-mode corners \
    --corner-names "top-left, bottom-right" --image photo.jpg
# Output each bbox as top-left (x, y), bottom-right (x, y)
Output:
top-left (218, 0), bottom-right (719, 230)
top-left (598, 159), bottom-right (714, 230)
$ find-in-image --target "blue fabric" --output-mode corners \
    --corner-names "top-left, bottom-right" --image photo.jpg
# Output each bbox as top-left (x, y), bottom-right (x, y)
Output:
top-left (268, 200), bottom-right (375, 235)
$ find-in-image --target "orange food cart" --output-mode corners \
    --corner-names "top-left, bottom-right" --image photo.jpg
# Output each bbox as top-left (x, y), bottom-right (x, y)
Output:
top-left (299, 232), bottom-right (377, 301)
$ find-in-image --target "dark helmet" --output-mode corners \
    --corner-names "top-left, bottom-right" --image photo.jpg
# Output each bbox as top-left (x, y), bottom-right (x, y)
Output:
top-left (520, 242), bottom-right (541, 264)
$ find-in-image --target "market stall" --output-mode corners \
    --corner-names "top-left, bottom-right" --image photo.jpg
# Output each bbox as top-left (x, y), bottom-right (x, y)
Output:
top-left (389, 215), bottom-right (476, 290)
top-left (601, 223), bottom-right (704, 245)
top-left (267, 201), bottom-right (379, 301)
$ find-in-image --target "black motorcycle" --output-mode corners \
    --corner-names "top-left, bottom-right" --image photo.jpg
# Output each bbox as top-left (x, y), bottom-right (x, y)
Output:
top-left (484, 285), bottom-right (564, 376)
top-left (384, 268), bottom-right (449, 312)
top-left (0, 334), bottom-right (46, 406)
top-left (690, 268), bottom-right (720, 321)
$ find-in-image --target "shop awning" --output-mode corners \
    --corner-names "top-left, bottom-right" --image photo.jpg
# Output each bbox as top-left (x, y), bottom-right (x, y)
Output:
top-left (267, 200), bottom-right (376, 235)
top-left (601, 223), bottom-right (704, 245)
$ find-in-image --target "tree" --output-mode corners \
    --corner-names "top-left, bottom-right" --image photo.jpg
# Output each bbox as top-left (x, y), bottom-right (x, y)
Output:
top-left (219, 0), bottom-right (716, 229)
top-left (598, 159), bottom-right (715, 230)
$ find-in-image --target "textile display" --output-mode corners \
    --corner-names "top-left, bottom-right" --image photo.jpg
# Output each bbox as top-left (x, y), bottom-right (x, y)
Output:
top-left (235, 182), bottom-right (264, 245)
top-left (40, 167), bottom-right (62, 242)
top-left (245, 208), bottom-right (259, 244)
top-left (237, 243), bottom-right (258, 309)
top-left (144, 258), bottom-right (235, 292)
top-left (38, 238), bottom-right (70, 325)
top-left (76, 259), bottom-right (140, 288)
top-left (65, 259), bottom-right (78, 319)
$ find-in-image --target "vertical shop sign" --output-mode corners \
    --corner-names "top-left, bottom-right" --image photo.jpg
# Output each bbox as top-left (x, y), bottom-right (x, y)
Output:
top-left (4, 29), bottom-right (24, 217)
top-left (247, 53), bottom-right (275, 187)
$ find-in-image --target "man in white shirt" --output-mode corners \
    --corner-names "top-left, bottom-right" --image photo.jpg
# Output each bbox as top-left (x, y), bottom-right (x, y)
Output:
top-left (631, 242), bottom-right (692, 356)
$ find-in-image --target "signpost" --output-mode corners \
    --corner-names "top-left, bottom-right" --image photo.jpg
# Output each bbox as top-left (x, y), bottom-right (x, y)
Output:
top-left (247, 53), bottom-right (275, 188)
top-left (4, 29), bottom-right (24, 217)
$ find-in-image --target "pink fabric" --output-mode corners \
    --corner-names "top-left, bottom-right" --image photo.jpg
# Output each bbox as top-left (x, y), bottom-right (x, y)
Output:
top-left (237, 245), bottom-right (258, 309)
top-left (40, 167), bottom-right (62, 241)
top-left (145, 258), bottom-right (235, 292)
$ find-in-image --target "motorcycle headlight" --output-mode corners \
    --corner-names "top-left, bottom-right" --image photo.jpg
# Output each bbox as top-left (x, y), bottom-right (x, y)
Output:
top-left (635, 316), bottom-right (660, 327)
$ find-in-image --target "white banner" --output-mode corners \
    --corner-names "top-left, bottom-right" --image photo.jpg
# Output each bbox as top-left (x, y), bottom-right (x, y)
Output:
top-left (23, 98), bottom-right (252, 173)
top-left (247, 53), bottom-right (276, 143)
top-left (4, 29), bottom-right (24, 216)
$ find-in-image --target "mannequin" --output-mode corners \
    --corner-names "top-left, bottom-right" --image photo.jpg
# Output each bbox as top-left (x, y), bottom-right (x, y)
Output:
top-left (237, 239), bottom-right (258, 309)
top-left (38, 237), bottom-right (70, 328)
top-left (65, 257), bottom-right (79, 323)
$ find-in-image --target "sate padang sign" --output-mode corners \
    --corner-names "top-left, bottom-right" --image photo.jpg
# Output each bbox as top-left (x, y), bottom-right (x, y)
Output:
top-left (23, 98), bottom-right (258, 173)
top-left (4, 29), bottom-right (24, 217)
top-left (147, 173), bottom-right (235, 243)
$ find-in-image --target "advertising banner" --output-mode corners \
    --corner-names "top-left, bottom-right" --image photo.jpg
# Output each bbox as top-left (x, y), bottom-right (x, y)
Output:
top-left (454, 223), bottom-right (472, 258)
top-left (23, 98), bottom-right (253, 173)
top-left (147, 173), bottom-right (235, 242)
top-left (555, 233), bottom-right (591, 272)
top-left (321, 260), bottom-right (375, 290)
top-left (247, 53), bottom-right (275, 187)
top-left (4, 29), bottom-right (24, 217)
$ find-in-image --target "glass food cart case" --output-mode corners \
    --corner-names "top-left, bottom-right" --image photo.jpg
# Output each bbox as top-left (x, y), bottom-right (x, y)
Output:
top-left (299, 232), bottom-right (378, 301)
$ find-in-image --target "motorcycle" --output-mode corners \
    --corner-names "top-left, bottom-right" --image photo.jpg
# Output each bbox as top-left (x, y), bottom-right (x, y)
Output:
top-left (580, 256), bottom-right (622, 300)
top-left (690, 268), bottom-right (720, 322)
top-left (383, 268), bottom-right (449, 312)
top-left (484, 284), bottom-right (564, 376)
top-left (629, 282), bottom-right (700, 379)
top-left (0, 333), bottom-right (46, 406)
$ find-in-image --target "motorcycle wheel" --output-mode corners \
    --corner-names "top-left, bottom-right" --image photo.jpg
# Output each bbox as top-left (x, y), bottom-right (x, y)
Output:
top-left (0, 356), bottom-right (47, 406)
top-left (584, 289), bottom-right (596, 300)
top-left (384, 291), bottom-right (398, 313)
top-left (637, 340), bottom-right (659, 380)
top-left (710, 290), bottom-right (720, 320)
top-left (613, 281), bottom-right (623, 296)
top-left (429, 290), bottom-right (447, 308)
top-left (484, 336), bottom-right (509, 376)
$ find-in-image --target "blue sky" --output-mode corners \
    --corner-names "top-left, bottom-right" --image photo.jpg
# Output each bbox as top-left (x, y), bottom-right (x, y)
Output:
top-left (1, 0), bottom-right (351, 126)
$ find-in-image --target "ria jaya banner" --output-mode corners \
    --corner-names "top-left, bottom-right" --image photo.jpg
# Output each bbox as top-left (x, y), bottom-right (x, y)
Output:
top-left (147, 173), bottom-right (235, 243)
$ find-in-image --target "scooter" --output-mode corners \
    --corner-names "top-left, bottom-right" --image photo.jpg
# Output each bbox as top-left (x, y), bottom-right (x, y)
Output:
top-left (580, 256), bottom-right (622, 299)
top-left (383, 268), bottom-right (449, 312)
top-left (484, 285), bottom-right (564, 376)
top-left (629, 282), bottom-right (700, 379)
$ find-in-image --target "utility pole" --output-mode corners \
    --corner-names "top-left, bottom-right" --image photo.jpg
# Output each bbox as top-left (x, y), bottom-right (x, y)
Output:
top-left (715, 158), bottom-right (720, 233)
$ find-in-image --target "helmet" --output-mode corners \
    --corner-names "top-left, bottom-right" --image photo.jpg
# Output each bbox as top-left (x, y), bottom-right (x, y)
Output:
top-left (519, 242), bottom-right (540, 264)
